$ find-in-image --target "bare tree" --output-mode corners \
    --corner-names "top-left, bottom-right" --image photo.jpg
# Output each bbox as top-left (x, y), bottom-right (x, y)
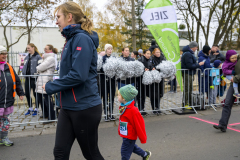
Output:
top-left (173, 0), bottom-right (240, 47)
top-left (17, 0), bottom-right (59, 45)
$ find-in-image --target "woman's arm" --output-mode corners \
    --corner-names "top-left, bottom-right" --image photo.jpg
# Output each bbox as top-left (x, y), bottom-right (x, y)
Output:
top-left (36, 57), bottom-right (55, 72)
top-left (45, 34), bottom-right (95, 95)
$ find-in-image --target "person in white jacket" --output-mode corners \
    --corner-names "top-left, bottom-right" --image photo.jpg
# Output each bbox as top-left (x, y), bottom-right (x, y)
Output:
top-left (36, 45), bottom-right (57, 124)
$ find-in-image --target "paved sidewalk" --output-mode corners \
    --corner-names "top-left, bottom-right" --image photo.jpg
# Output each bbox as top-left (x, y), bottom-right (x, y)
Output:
top-left (3, 106), bottom-right (240, 160)
top-left (8, 82), bottom-right (231, 134)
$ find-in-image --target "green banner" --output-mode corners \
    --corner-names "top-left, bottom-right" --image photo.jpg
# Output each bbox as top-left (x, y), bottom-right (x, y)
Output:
top-left (141, 0), bottom-right (182, 91)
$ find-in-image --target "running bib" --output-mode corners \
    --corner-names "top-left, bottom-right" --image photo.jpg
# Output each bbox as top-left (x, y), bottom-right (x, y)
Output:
top-left (120, 121), bottom-right (128, 136)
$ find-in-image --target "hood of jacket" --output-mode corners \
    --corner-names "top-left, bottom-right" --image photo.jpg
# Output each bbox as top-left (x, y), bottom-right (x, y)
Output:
top-left (225, 50), bottom-right (237, 63)
top-left (182, 45), bottom-right (194, 54)
top-left (61, 24), bottom-right (99, 49)
top-left (198, 50), bottom-right (208, 58)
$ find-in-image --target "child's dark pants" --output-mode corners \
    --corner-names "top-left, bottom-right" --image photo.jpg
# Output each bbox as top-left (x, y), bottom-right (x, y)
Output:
top-left (121, 138), bottom-right (145, 160)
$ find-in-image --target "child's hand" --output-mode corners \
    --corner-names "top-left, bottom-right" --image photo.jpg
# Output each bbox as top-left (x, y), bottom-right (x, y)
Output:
top-left (145, 68), bottom-right (149, 71)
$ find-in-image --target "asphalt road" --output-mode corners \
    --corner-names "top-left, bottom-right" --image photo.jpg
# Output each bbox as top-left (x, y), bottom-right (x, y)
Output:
top-left (1, 107), bottom-right (240, 160)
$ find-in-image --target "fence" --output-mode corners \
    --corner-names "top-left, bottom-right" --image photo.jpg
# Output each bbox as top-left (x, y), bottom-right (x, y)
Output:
top-left (8, 67), bottom-right (238, 126)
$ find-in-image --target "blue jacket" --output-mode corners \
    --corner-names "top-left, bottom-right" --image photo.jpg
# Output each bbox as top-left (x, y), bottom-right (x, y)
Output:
top-left (45, 24), bottom-right (101, 111)
top-left (197, 51), bottom-right (212, 93)
top-left (181, 45), bottom-right (200, 75)
top-left (210, 68), bottom-right (220, 86)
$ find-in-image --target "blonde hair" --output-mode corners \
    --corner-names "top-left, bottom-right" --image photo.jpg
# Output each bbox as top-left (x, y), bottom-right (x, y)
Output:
top-left (28, 43), bottom-right (40, 54)
top-left (47, 44), bottom-right (58, 54)
top-left (54, 2), bottom-right (93, 34)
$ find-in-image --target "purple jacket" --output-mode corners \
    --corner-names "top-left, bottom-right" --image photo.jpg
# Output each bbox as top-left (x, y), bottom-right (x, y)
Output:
top-left (222, 50), bottom-right (237, 75)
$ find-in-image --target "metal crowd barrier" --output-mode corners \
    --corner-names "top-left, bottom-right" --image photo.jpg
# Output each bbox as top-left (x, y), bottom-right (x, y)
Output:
top-left (9, 68), bottom-right (234, 125)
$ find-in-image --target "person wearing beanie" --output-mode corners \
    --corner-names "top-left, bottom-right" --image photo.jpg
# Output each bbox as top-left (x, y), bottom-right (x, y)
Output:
top-left (197, 45), bottom-right (212, 97)
top-left (181, 42), bottom-right (205, 110)
top-left (138, 49), bottom-right (143, 57)
top-left (189, 41), bottom-right (198, 49)
top-left (221, 50), bottom-right (240, 98)
top-left (213, 60), bottom-right (222, 68)
top-left (149, 40), bottom-right (159, 53)
top-left (0, 46), bottom-right (25, 146)
top-left (118, 84), bottom-right (151, 160)
top-left (209, 60), bottom-right (222, 106)
top-left (99, 44), bottom-right (116, 122)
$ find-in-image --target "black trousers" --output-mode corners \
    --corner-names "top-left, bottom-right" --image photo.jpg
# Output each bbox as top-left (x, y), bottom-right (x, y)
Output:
top-left (137, 83), bottom-right (161, 111)
top-left (25, 78), bottom-right (37, 108)
top-left (219, 85), bottom-right (236, 129)
top-left (54, 104), bottom-right (104, 160)
top-left (37, 93), bottom-right (56, 120)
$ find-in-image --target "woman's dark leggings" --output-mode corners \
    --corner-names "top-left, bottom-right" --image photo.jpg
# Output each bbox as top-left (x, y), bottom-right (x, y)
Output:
top-left (54, 104), bottom-right (104, 160)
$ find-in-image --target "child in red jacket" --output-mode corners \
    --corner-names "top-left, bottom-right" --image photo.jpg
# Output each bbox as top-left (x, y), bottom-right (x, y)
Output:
top-left (118, 84), bottom-right (151, 160)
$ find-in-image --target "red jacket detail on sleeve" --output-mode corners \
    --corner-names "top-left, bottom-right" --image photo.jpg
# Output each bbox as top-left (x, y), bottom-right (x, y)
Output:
top-left (118, 101), bottom-right (147, 144)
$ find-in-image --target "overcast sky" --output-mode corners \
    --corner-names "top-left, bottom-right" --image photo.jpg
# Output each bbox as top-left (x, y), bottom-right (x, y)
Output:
top-left (91, 0), bottom-right (151, 10)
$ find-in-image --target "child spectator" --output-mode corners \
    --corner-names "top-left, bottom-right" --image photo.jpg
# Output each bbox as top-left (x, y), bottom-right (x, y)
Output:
top-left (118, 84), bottom-right (151, 160)
top-left (222, 50), bottom-right (240, 98)
top-left (209, 60), bottom-right (222, 106)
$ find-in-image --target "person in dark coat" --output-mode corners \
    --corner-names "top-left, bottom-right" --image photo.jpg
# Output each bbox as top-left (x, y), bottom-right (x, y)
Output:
top-left (197, 45), bottom-right (212, 96)
top-left (0, 46), bottom-right (25, 147)
top-left (137, 49), bottom-right (156, 115)
top-left (100, 44), bottom-right (116, 122)
top-left (43, 2), bottom-right (104, 159)
top-left (151, 48), bottom-right (166, 114)
top-left (209, 44), bottom-right (225, 63)
top-left (181, 41), bottom-right (205, 108)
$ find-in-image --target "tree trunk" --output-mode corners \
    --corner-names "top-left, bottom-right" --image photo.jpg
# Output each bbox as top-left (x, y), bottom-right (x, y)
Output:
top-left (131, 0), bottom-right (136, 51)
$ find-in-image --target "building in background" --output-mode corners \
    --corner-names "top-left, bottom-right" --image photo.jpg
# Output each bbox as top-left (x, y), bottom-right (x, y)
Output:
top-left (0, 26), bottom-right (65, 53)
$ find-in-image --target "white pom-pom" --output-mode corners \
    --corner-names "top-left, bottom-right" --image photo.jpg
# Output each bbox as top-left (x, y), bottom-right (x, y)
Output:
top-left (156, 61), bottom-right (176, 79)
top-left (134, 61), bottom-right (145, 77)
top-left (125, 61), bottom-right (135, 78)
top-left (103, 57), bottom-right (118, 78)
top-left (151, 70), bottom-right (162, 83)
top-left (142, 71), bottom-right (153, 85)
top-left (97, 55), bottom-right (103, 71)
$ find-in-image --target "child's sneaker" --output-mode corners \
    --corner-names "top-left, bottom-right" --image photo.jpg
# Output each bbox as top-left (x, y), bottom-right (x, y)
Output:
top-left (233, 93), bottom-right (240, 98)
top-left (32, 110), bottom-right (38, 116)
top-left (2, 137), bottom-right (14, 146)
top-left (143, 150), bottom-right (151, 160)
top-left (25, 110), bottom-right (31, 116)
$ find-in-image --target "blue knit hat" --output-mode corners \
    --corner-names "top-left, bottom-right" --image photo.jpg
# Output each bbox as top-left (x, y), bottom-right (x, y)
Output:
top-left (213, 60), bottom-right (221, 68)
top-left (119, 85), bottom-right (138, 102)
